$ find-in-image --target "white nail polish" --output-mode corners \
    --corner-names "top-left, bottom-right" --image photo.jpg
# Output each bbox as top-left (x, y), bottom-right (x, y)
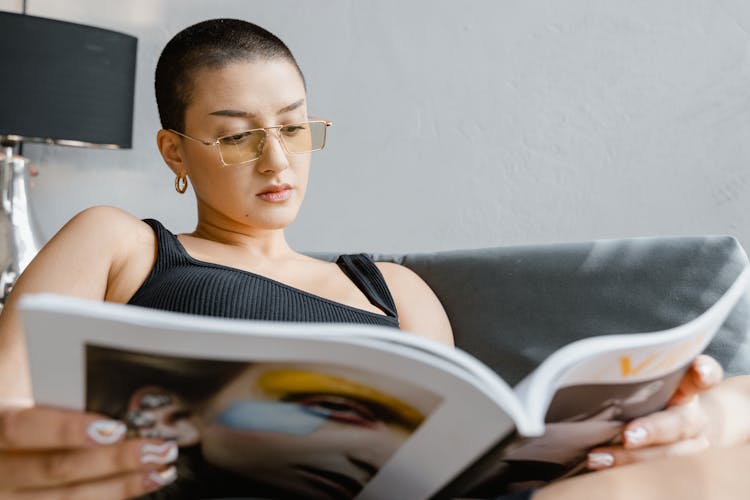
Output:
top-left (141, 442), bottom-right (179, 464)
top-left (588, 452), bottom-right (614, 469)
top-left (696, 362), bottom-right (714, 382)
top-left (147, 466), bottom-right (178, 487)
top-left (625, 426), bottom-right (648, 446)
top-left (87, 420), bottom-right (126, 444)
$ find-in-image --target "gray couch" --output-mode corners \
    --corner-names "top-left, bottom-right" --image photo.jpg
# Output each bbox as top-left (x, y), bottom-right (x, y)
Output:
top-left (354, 235), bottom-right (750, 385)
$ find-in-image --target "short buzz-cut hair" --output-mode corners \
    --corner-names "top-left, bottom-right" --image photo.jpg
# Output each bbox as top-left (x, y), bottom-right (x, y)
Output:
top-left (155, 18), bottom-right (305, 132)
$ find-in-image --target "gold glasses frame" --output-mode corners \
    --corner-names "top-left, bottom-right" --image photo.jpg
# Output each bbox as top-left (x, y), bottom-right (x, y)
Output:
top-left (168, 119), bottom-right (332, 167)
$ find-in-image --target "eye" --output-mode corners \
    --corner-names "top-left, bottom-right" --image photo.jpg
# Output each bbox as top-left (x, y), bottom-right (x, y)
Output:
top-left (219, 130), bottom-right (256, 145)
top-left (281, 124), bottom-right (307, 137)
top-left (291, 394), bottom-right (378, 426)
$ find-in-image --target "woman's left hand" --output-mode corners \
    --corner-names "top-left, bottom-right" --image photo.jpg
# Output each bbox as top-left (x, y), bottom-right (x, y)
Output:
top-left (587, 354), bottom-right (729, 470)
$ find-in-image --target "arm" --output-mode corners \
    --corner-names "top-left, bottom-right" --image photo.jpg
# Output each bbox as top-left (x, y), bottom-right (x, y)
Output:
top-left (375, 262), bottom-right (454, 346)
top-left (531, 372), bottom-right (750, 499)
top-left (699, 374), bottom-right (750, 446)
top-left (0, 205), bottom-right (147, 400)
top-left (0, 206), bottom-right (176, 497)
top-left (535, 442), bottom-right (750, 500)
top-left (1, 206), bottom-right (115, 399)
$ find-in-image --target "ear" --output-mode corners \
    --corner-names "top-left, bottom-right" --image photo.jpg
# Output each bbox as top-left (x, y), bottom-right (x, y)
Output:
top-left (156, 129), bottom-right (187, 177)
top-left (127, 385), bottom-right (200, 447)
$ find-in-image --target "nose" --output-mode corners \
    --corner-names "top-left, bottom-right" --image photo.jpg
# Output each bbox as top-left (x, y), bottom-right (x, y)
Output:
top-left (255, 129), bottom-right (289, 174)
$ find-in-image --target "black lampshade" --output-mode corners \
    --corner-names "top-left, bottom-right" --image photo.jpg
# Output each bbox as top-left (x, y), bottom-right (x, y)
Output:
top-left (0, 12), bottom-right (137, 149)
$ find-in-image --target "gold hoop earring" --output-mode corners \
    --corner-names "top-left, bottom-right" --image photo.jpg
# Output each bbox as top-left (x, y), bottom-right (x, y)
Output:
top-left (175, 174), bottom-right (188, 194)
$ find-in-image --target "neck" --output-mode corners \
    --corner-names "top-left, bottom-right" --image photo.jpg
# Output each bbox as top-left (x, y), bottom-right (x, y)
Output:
top-left (191, 205), bottom-right (295, 259)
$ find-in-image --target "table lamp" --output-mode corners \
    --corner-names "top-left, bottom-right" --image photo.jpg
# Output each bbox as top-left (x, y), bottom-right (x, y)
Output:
top-left (0, 11), bottom-right (137, 302)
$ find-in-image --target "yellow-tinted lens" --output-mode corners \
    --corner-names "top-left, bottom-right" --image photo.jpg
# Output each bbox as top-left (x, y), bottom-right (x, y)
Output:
top-left (217, 130), bottom-right (265, 165)
top-left (281, 121), bottom-right (327, 153)
top-left (280, 123), bottom-right (312, 153)
top-left (214, 122), bottom-right (328, 165)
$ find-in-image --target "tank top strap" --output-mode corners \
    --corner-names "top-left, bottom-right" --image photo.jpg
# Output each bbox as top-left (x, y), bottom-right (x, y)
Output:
top-left (335, 253), bottom-right (398, 318)
top-left (142, 218), bottom-right (190, 271)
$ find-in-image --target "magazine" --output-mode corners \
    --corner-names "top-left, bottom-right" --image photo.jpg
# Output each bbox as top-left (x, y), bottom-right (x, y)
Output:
top-left (19, 266), bottom-right (749, 500)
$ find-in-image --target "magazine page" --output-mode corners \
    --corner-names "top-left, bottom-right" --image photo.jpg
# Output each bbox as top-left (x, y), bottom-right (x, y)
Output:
top-left (466, 265), bottom-right (750, 494)
top-left (20, 294), bottom-right (527, 500)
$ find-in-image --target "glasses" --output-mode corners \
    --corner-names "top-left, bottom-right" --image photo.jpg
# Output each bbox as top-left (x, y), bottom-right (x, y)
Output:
top-left (169, 119), bottom-right (331, 166)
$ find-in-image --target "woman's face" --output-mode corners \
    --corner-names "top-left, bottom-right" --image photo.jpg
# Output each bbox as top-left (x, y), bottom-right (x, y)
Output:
top-left (177, 59), bottom-right (311, 230)
top-left (196, 363), bottom-right (436, 499)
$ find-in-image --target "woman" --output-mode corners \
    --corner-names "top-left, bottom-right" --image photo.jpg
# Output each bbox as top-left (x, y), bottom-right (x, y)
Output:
top-left (0, 18), bottom-right (747, 499)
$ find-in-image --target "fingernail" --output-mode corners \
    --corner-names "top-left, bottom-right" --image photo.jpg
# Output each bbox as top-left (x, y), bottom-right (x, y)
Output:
top-left (126, 410), bottom-right (156, 429)
top-left (624, 425), bottom-right (648, 447)
top-left (587, 452), bottom-right (614, 469)
top-left (87, 420), bottom-right (126, 444)
top-left (140, 394), bottom-right (172, 409)
top-left (145, 465), bottom-right (177, 487)
top-left (696, 362), bottom-right (714, 383)
top-left (141, 442), bottom-right (178, 464)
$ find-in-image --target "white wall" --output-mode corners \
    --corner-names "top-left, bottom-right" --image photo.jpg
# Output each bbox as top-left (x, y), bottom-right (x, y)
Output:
top-left (4, 0), bottom-right (750, 253)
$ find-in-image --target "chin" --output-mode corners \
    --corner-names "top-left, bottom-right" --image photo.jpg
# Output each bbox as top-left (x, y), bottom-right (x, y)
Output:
top-left (253, 214), bottom-right (298, 230)
top-left (241, 204), bottom-right (300, 229)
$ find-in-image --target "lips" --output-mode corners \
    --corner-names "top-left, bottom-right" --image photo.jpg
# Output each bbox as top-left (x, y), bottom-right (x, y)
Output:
top-left (257, 183), bottom-right (293, 202)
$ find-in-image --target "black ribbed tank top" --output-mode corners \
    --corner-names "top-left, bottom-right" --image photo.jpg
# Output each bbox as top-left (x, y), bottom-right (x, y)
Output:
top-left (127, 219), bottom-right (400, 328)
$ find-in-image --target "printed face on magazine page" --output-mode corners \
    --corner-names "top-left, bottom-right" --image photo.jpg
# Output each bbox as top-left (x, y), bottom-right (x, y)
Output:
top-left (121, 360), bottom-right (441, 499)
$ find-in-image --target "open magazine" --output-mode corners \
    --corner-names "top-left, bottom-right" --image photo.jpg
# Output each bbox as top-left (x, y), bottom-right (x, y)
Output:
top-left (19, 266), bottom-right (749, 500)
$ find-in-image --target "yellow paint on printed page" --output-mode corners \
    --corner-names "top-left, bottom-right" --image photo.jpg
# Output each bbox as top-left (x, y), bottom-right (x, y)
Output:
top-left (617, 336), bottom-right (705, 379)
top-left (619, 353), bottom-right (658, 377)
top-left (579, 326), bottom-right (714, 382)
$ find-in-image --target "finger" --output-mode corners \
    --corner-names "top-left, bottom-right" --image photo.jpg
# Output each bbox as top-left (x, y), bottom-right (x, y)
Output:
top-left (11, 465), bottom-right (177, 500)
top-left (669, 355), bottom-right (724, 405)
top-left (588, 434), bottom-right (709, 470)
top-left (0, 406), bottom-right (126, 450)
top-left (621, 398), bottom-right (706, 449)
top-left (0, 440), bottom-right (178, 489)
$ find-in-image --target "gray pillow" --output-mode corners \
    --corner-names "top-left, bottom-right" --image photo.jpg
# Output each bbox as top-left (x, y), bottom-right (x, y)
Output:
top-left (318, 235), bottom-right (750, 385)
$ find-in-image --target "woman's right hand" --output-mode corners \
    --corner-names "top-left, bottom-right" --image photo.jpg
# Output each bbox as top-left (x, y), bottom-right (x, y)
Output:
top-left (0, 404), bottom-right (178, 499)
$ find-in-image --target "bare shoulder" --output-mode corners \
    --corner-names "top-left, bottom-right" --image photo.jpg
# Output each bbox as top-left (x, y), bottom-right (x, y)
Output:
top-left (375, 262), bottom-right (454, 346)
top-left (62, 205), bottom-right (150, 237)
top-left (8, 206), bottom-right (153, 301)
top-left (74, 207), bottom-right (157, 302)
top-left (374, 262), bottom-right (426, 289)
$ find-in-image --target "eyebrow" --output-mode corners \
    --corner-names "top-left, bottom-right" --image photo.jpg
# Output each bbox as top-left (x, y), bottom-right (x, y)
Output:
top-left (209, 98), bottom-right (306, 118)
